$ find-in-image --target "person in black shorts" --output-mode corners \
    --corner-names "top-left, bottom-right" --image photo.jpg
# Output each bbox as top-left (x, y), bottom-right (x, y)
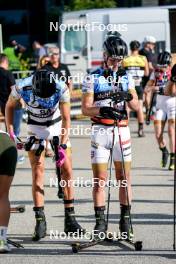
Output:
top-left (0, 131), bottom-right (17, 253)
top-left (123, 41), bottom-right (149, 137)
top-left (0, 54), bottom-right (15, 126)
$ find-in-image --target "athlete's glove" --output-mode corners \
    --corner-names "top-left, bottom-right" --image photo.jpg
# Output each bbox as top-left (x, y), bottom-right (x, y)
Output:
top-left (171, 64), bottom-right (176, 83)
top-left (9, 132), bottom-right (24, 150)
top-left (111, 91), bottom-right (133, 103)
top-left (56, 145), bottom-right (66, 167)
top-left (99, 107), bottom-right (123, 120)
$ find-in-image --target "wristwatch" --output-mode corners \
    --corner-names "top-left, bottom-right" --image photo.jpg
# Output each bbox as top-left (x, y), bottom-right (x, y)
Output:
top-left (60, 144), bottom-right (67, 150)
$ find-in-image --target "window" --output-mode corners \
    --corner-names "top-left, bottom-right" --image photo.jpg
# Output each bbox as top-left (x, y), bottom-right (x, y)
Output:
top-left (64, 28), bottom-right (86, 52)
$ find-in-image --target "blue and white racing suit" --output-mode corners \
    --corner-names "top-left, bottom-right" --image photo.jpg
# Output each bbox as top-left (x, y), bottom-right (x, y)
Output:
top-left (10, 75), bottom-right (70, 148)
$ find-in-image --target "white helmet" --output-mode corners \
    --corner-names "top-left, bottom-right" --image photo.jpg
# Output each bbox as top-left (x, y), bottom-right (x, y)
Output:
top-left (144, 36), bottom-right (156, 44)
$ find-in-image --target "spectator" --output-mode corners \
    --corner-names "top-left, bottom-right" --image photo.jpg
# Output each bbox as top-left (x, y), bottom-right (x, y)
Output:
top-left (42, 47), bottom-right (72, 92)
top-left (3, 41), bottom-right (22, 71)
top-left (140, 36), bottom-right (157, 72)
top-left (32, 41), bottom-right (47, 64)
top-left (0, 54), bottom-right (15, 128)
top-left (37, 55), bottom-right (50, 69)
top-left (10, 40), bottom-right (26, 58)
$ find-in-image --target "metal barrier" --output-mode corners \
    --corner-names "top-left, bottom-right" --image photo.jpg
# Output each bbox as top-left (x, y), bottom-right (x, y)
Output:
top-left (12, 70), bottom-right (33, 80)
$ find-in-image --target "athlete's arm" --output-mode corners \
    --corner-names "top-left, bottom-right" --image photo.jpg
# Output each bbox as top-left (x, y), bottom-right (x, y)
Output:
top-left (144, 57), bottom-right (149, 77)
top-left (164, 81), bottom-right (176, 96)
top-left (5, 94), bottom-right (19, 135)
top-left (60, 101), bottom-right (70, 144)
top-left (125, 75), bottom-right (139, 111)
top-left (144, 79), bottom-right (156, 93)
top-left (82, 93), bottom-right (100, 117)
top-left (127, 89), bottom-right (139, 111)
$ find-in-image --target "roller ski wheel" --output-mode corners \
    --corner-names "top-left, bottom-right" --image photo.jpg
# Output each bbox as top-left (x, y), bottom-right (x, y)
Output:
top-left (104, 232), bottom-right (114, 242)
top-left (10, 205), bottom-right (25, 213)
top-left (134, 241), bottom-right (143, 251)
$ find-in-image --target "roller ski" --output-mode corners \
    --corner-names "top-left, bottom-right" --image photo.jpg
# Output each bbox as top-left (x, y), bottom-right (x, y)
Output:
top-left (71, 207), bottom-right (113, 253)
top-left (116, 205), bottom-right (142, 251)
top-left (10, 205), bottom-right (25, 213)
top-left (32, 207), bottom-right (47, 241)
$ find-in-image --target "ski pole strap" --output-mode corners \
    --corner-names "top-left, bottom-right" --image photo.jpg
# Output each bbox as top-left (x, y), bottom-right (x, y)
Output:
top-left (64, 199), bottom-right (74, 204)
top-left (52, 136), bottom-right (60, 160)
top-left (24, 136), bottom-right (36, 151)
top-left (24, 136), bottom-right (45, 156)
top-left (51, 136), bottom-right (64, 199)
top-left (35, 139), bottom-right (45, 156)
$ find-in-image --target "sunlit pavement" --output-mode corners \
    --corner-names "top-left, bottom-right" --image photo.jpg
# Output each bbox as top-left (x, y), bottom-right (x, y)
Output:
top-left (0, 119), bottom-right (175, 264)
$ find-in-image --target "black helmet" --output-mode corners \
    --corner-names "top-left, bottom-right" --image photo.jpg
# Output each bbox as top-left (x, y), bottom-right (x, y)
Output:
top-left (103, 36), bottom-right (128, 59)
top-left (130, 40), bottom-right (140, 51)
top-left (32, 69), bottom-right (56, 98)
top-left (106, 31), bottom-right (122, 39)
top-left (157, 51), bottom-right (172, 66)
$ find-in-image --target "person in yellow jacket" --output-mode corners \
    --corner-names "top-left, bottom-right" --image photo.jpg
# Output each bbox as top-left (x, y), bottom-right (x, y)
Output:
top-left (123, 41), bottom-right (149, 137)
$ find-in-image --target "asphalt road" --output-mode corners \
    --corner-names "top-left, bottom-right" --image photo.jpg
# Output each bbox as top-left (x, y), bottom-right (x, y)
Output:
top-left (0, 119), bottom-right (175, 264)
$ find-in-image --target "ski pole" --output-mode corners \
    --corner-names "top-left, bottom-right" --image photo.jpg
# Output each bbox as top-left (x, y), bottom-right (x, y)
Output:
top-left (116, 120), bottom-right (133, 235)
top-left (173, 150), bottom-right (176, 251)
top-left (106, 123), bottom-right (115, 230)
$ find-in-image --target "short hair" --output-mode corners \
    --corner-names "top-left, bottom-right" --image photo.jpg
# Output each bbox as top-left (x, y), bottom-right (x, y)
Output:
top-left (130, 41), bottom-right (140, 51)
top-left (0, 53), bottom-right (8, 64)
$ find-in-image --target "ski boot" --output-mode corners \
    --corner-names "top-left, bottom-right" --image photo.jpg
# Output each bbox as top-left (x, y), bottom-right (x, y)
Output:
top-left (64, 207), bottom-right (85, 236)
top-left (138, 123), bottom-right (145, 137)
top-left (160, 146), bottom-right (169, 168)
top-left (93, 206), bottom-right (107, 241)
top-left (168, 153), bottom-right (175, 171)
top-left (32, 207), bottom-right (47, 241)
top-left (119, 204), bottom-right (133, 241)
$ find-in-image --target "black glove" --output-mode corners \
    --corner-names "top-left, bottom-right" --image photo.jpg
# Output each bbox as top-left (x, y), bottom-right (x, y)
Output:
top-left (99, 107), bottom-right (123, 120)
top-left (124, 92), bottom-right (133, 102)
top-left (111, 91), bottom-right (133, 103)
top-left (171, 64), bottom-right (176, 83)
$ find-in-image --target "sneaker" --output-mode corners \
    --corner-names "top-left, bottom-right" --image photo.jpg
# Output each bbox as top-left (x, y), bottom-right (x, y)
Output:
top-left (0, 239), bottom-right (11, 253)
top-left (17, 155), bottom-right (25, 165)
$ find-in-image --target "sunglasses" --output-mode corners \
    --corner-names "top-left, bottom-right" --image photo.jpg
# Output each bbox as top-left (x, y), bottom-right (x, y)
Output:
top-left (50, 52), bottom-right (59, 56)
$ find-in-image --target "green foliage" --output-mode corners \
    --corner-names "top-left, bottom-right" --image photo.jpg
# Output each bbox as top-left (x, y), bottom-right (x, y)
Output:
top-left (65, 0), bottom-right (116, 11)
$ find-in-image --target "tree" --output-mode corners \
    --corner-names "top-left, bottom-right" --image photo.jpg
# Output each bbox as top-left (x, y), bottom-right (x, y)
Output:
top-left (65, 0), bottom-right (116, 11)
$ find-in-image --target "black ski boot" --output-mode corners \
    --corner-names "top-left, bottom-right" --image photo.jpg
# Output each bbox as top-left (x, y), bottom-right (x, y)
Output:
top-left (93, 206), bottom-right (107, 241)
top-left (168, 153), bottom-right (175, 171)
top-left (64, 207), bottom-right (85, 236)
top-left (32, 207), bottom-right (47, 241)
top-left (138, 123), bottom-right (145, 137)
top-left (160, 146), bottom-right (169, 168)
top-left (119, 204), bottom-right (133, 241)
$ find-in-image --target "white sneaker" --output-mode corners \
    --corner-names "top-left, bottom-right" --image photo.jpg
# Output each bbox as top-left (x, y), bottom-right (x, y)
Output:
top-left (0, 239), bottom-right (11, 253)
